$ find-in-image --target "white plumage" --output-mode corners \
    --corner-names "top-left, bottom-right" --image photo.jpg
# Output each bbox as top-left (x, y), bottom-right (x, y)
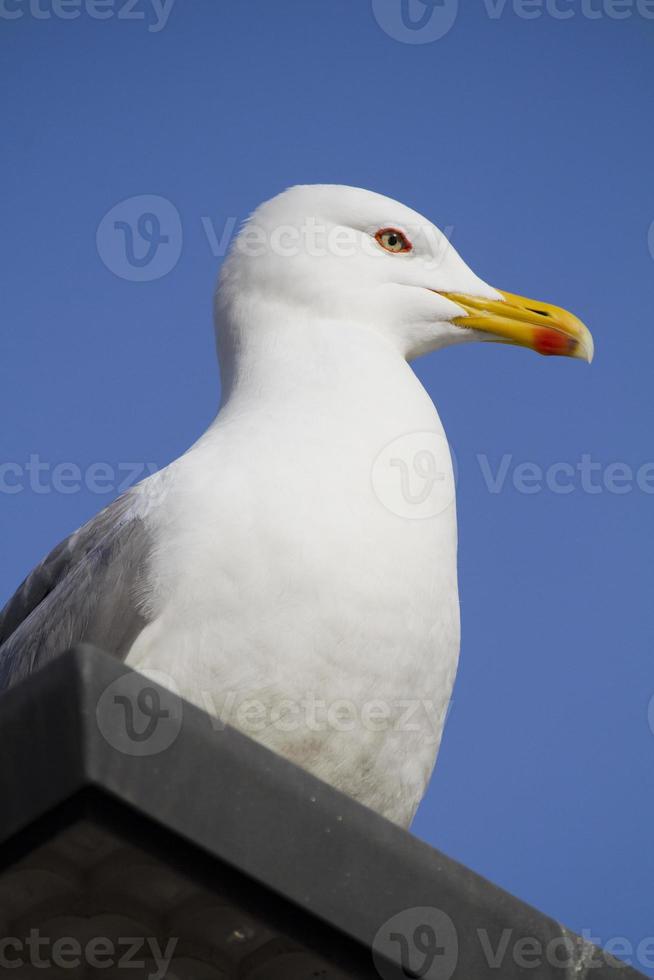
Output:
top-left (0, 185), bottom-right (592, 827)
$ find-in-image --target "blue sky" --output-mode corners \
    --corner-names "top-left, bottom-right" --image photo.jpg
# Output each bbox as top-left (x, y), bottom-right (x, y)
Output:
top-left (2, 0), bottom-right (654, 971)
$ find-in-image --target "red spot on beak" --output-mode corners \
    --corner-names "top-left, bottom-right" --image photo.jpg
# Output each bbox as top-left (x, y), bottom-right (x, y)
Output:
top-left (533, 327), bottom-right (577, 357)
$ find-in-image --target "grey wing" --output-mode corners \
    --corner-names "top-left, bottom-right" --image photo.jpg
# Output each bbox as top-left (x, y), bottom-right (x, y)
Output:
top-left (0, 490), bottom-right (153, 691)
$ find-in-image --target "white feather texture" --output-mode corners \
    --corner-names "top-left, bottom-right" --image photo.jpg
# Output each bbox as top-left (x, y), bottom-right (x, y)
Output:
top-left (125, 184), bottom-right (499, 826)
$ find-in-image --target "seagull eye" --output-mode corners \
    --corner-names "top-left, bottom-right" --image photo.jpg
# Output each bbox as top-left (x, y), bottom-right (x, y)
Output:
top-left (375, 228), bottom-right (412, 254)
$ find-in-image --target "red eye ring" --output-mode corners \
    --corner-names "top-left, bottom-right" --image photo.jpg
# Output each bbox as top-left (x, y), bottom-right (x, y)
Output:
top-left (375, 227), bottom-right (412, 254)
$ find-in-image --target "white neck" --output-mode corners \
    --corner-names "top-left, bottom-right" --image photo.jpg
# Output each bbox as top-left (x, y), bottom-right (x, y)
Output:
top-left (213, 304), bottom-right (438, 433)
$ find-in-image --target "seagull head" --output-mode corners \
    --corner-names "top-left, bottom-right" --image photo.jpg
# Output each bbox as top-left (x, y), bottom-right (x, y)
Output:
top-left (216, 184), bottom-right (593, 364)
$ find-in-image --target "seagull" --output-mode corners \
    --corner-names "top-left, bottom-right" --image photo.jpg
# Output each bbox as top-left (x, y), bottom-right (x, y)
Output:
top-left (0, 185), bottom-right (593, 827)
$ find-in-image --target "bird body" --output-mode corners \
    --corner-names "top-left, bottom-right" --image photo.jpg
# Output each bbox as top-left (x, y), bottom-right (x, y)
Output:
top-left (0, 184), bottom-right (592, 827)
top-left (126, 312), bottom-right (459, 825)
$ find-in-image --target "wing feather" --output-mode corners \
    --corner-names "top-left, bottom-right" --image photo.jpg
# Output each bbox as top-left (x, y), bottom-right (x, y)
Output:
top-left (0, 491), bottom-right (152, 690)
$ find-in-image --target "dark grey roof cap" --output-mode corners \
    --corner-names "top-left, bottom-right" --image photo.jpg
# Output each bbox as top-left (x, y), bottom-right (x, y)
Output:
top-left (0, 647), bottom-right (644, 980)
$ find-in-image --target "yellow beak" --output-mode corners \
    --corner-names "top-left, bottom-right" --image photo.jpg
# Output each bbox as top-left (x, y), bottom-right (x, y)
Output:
top-left (438, 289), bottom-right (594, 362)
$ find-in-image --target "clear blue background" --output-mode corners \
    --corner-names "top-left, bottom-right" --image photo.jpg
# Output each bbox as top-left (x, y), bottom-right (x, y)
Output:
top-left (2, 1), bottom-right (653, 971)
